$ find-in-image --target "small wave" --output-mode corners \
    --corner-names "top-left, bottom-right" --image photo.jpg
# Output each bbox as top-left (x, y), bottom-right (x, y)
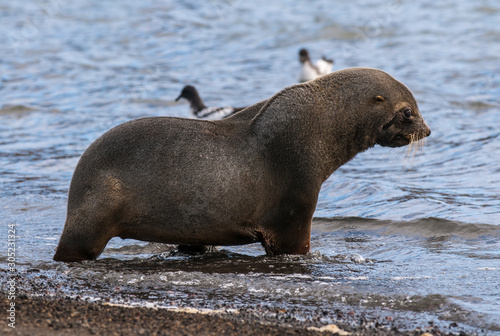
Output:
top-left (0, 104), bottom-right (37, 114)
top-left (313, 217), bottom-right (500, 239)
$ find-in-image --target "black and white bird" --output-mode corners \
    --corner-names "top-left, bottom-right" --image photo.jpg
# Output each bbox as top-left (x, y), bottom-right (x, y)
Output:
top-left (298, 48), bottom-right (334, 82)
top-left (175, 85), bottom-right (244, 120)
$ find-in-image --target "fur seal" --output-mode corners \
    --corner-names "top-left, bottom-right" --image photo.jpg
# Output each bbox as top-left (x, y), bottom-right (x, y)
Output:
top-left (53, 67), bottom-right (431, 262)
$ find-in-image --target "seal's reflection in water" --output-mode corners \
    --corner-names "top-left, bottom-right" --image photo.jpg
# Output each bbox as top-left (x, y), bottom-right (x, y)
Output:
top-left (74, 245), bottom-right (330, 275)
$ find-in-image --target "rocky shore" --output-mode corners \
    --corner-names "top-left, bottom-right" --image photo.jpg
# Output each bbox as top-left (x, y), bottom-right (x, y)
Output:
top-left (3, 295), bottom-right (473, 336)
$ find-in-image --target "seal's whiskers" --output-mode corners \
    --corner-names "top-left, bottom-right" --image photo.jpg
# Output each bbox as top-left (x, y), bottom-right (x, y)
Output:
top-left (400, 133), bottom-right (427, 172)
top-left (405, 133), bottom-right (426, 163)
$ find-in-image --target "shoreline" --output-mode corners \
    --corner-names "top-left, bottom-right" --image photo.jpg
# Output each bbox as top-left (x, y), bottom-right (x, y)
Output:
top-left (2, 295), bottom-right (474, 336)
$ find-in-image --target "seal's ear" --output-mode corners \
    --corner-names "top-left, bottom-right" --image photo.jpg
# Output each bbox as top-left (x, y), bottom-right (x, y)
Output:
top-left (375, 95), bottom-right (385, 102)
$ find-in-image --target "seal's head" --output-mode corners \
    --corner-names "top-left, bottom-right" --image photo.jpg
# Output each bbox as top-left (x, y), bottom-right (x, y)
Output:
top-left (373, 82), bottom-right (431, 148)
top-left (314, 68), bottom-right (431, 149)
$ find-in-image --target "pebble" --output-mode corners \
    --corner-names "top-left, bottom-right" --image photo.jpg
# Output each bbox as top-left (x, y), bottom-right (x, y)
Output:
top-left (308, 324), bottom-right (350, 335)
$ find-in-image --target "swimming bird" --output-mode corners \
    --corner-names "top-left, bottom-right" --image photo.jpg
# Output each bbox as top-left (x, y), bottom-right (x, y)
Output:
top-left (298, 48), bottom-right (334, 82)
top-left (175, 85), bottom-right (244, 120)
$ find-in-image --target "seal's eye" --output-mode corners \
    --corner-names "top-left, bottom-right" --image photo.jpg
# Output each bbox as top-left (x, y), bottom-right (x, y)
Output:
top-left (403, 108), bottom-right (413, 119)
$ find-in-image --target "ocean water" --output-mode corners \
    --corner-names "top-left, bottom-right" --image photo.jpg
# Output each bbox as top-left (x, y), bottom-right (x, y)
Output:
top-left (1, 0), bottom-right (499, 333)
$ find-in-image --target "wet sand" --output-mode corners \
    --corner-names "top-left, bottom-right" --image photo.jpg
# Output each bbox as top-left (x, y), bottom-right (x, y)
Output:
top-left (3, 295), bottom-right (468, 336)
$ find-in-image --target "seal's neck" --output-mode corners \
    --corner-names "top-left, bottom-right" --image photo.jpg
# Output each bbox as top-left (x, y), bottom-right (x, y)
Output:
top-left (249, 81), bottom-right (379, 182)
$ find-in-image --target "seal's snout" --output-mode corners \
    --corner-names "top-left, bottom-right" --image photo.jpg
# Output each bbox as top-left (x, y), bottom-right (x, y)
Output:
top-left (414, 122), bottom-right (431, 142)
top-left (420, 122), bottom-right (431, 139)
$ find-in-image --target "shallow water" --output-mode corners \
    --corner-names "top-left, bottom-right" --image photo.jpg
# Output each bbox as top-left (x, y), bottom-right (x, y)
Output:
top-left (1, 0), bottom-right (499, 333)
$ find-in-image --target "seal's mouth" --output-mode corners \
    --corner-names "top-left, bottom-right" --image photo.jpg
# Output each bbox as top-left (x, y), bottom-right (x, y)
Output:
top-left (380, 129), bottom-right (430, 148)
top-left (388, 133), bottom-right (412, 147)
top-left (403, 130), bottom-right (431, 145)
top-left (403, 132), bottom-right (431, 159)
